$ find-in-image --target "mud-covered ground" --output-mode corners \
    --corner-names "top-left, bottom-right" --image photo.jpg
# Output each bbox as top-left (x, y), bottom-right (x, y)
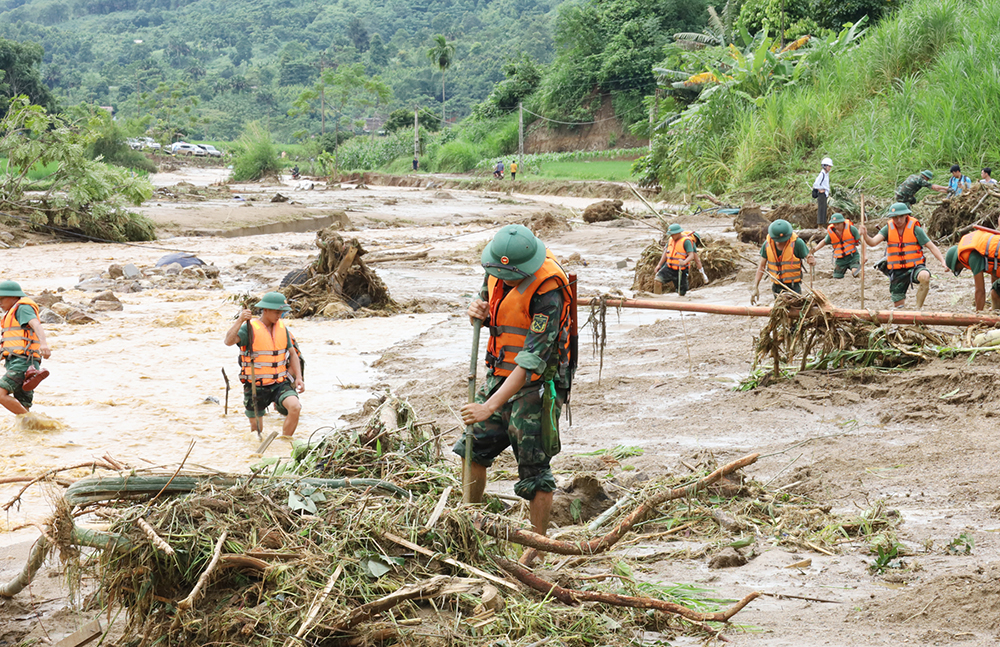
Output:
top-left (2, 169), bottom-right (999, 646)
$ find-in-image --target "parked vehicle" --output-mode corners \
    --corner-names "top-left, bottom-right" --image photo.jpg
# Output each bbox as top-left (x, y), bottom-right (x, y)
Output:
top-left (198, 144), bottom-right (223, 158)
top-left (169, 142), bottom-right (206, 156)
top-left (127, 137), bottom-right (162, 151)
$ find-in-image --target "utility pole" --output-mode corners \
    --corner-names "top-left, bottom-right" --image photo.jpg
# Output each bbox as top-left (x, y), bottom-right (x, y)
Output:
top-left (518, 102), bottom-right (524, 168)
top-left (414, 107), bottom-right (420, 164)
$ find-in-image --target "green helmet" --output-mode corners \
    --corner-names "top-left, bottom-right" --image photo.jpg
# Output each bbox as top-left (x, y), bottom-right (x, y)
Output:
top-left (481, 225), bottom-right (547, 281)
top-left (921, 169), bottom-right (933, 180)
top-left (828, 213), bottom-right (846, 225)
top-left (945, 245), bottom-right (962, 276)
top-left (255, 291), bottom-right (291, 312)
top-left (887, 202), bottom-right (912, 217)
top-left (667, 223), bottom-right (683, 235)
top-left (767, 219), bottom-right (794, 243)
top-left (0, 280), bottom-right (26, 297)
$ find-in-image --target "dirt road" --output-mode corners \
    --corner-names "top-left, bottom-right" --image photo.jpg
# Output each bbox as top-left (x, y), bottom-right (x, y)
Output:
top-left (1, 171), bottom-right (998, 645)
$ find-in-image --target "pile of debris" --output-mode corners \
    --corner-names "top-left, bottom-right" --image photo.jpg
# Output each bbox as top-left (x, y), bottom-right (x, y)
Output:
top-left (528, 210), bottom-right (572, 237)
top-left (925, 181), bottom-right (1000, 241)
top-left (750, 290), bottom-right (958, 383)
top-left (153, 182), bottom-right (233, 202)
top-left (582, 199), bottom-right (625, 223)
top-left (3, 389), bottom-right (918, 646)
top-left (632, 235), bottom-right (747, 292)
top-left (281, 227), bottom-right (396, 318)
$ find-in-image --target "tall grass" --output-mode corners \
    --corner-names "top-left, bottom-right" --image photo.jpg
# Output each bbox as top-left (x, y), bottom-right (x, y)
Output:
top-left (230, 122), bottom-right (280, 182)
top-left (716, 0), bottom-right (1000, 198)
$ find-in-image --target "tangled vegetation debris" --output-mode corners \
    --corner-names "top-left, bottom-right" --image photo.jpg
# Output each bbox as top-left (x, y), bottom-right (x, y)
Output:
top-left (281, 227), bottom-right (396, 318)
top-left (631, 236), bottom-right (745, 292)
top-left (925, 181), bottom-right (1000, 242)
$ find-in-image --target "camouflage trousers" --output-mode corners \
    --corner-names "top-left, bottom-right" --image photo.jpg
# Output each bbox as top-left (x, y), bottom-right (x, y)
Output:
top-left (452, 382), bottom-right (563, 500)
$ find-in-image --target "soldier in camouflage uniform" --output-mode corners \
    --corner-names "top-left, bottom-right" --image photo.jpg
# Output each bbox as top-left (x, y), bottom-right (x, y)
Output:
top-left (457, 225), bottom-right (573, 565)
top-left (895, 169), bottom-right (948, 205)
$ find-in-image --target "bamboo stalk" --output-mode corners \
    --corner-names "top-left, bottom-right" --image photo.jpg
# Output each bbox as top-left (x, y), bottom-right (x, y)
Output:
top-left (175, 531), bottom-right (228, 613)
top-left (578, 297), bottom-right (1000, 327)
top-left (860, 193), bottom-right (866, 309)
top-left (135, 518), bottom-right (174, 556)
top-left (285, 563), bottom-right (343, 647)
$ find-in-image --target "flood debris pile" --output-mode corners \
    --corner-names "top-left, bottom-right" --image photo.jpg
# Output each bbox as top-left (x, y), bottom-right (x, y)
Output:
top-left (582, 199), bottom-right (624, 223)
top-left (631, 236), bottom-right (745, 292)
top-left (528, 210), bottom-right (572, 237)
top-left (5, 403), bottom-right (921, 647)
top-left (153, 182), bottom-right (233, 202)
top-left (281, 227), bottom-right (396, 318)
top-left (925, 181), bottom-right (1000, 241)
top-left (749, 291), bottom-right (959, 384)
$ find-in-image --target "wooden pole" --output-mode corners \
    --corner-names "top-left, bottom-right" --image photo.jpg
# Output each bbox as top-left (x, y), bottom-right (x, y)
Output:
top-left (578, 297), bottom-right (1000, 327)
top-left (860, 193), bottom-right (866, 309)
top-left (462, 319), bottom-right (482, 504)
top-left (413, 107), bottom-right (419, 164)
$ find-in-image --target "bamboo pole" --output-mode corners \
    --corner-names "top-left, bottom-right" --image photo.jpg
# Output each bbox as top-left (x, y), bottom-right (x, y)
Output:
top-left (579, 297), bottom-right (1000, 327)
top-left (860, 193), bottom-right (866, 309)
top-left (463, 319), bottom-right (482, 504)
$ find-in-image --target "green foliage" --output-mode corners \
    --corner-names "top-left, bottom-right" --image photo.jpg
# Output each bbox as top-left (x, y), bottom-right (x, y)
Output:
top-left (471, 53), bottom-right (542, 120)
top-left (815, 0), bottom-right (899, 30)
top-left (535, 0), bottom-right (710, 125)
top-left (82, 110), bottom-right (157, 173)
top-left (869, 538), bottom-right (905, 573)
top-left (384, 108), bottom-right (440, 133)
top-left (230, 122), bottom-right (280, 182)
top-left (946, 532), bottom-right (974, 555)
top-left (434, 139), bottom-right (482, 173)
top-left (335, 129), bottom-right (414, 171)
top-left (139, 81), bottom-right (205, 144)
top-left (736, 0), bottom-right (812, 37)
top-left (0, 97), bottom-right (154, 242)
top-left (0, 37), bottom-right (56, 114)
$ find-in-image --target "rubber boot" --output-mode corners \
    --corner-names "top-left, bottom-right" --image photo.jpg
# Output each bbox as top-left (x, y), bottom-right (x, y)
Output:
top-left (915, 278), bottom-right (930, 309)
top-left (653, 280), bottom-right (663, 295)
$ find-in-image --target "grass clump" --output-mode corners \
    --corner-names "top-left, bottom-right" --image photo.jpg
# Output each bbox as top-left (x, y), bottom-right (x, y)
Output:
top-left (230, 122), bottom-right (280, 182)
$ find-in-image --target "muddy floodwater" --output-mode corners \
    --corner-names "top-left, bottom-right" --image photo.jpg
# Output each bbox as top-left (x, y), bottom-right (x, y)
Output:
top-left (3, 169), bottom-right (1000, 646)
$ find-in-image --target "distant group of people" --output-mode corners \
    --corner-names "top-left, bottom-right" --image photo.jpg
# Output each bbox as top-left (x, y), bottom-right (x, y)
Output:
top-left (776, 157), bottom-right (1000, 310)
top-left (493, 160), bottom-right (518, 180)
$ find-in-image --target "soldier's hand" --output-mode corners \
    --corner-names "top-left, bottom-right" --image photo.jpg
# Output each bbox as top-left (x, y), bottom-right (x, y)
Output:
top-left (806, 254), bottom-right (816, 266)
top-left (39, 344), bottom-right (51, 359)
top-left (239, 309), bottom-right (253, 322)
top-left (750, 286), bottom-right (760, 305)
top-left (461, 402), bottom-right (493, 425)
top-left (468, 299), bottom-right (488, 323)
top-left (294, 378), bottom-right (305, 394)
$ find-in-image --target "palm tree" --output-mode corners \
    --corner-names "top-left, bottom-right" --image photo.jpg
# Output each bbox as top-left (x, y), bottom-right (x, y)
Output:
top-left (673, 2), bottom-right (738, 49)
top-left (426, 35), bottom-right (455, 126)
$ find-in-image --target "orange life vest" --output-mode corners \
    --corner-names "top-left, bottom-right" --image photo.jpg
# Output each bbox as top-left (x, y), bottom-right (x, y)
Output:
top-left (886, 216), bottom-right (925, 270)
top-left (1, 298), bottom-right (41, 360)
top-left (665, 232), bottom-right (697, 271)
top-left (828, 221), bottom-right (859, 259)
top-left (957, 230), bottom-right (1000, 275)
top-left (765, 234), bottom-right (802, 284)
top-left (486, 251), bottom-right (573, 385)
top-left (240, 319), bottom-right (290, 386)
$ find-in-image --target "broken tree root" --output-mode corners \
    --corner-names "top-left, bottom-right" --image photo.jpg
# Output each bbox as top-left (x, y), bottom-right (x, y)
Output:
top-left (330, 576), bottom-right (481, 633)
top-left (496, 556), bottom-right (758, 629)
top-left (475, 453), bottom-right (759, 554)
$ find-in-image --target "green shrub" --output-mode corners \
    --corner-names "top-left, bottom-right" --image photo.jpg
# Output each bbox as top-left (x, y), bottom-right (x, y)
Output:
top-left (230, 122), bottom-right (280, 182)
top-left (435, 140), bottom-right (482, 172)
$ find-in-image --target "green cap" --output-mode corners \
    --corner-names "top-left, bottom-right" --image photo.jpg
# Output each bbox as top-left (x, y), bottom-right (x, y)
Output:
top-left (481, 225), bottom-right (546, 281)
top-left (768, 219), bottom-right (794, 243)
top-left (945, 245), bottom-right (962, 276)
top-left (0, 280), bottom-right (26, 297)
top-left (921, 170), bottom-right (933, 180)
top-left (667, 223), bottom-right (683, 235)
top-left (887, 202), bottom-right (912, 217)
top-left (256, 291), bottom-right (291, 311)
top-left (828, 213), bottom-right (846, 225)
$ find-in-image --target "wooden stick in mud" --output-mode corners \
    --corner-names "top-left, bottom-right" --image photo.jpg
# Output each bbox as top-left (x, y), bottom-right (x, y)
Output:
top-left (221, 367), bottom-right (230, 416)
top-left (475, 453), bottom-right (759, 555)
top-left (496, 556), bottom-right (759, 625)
